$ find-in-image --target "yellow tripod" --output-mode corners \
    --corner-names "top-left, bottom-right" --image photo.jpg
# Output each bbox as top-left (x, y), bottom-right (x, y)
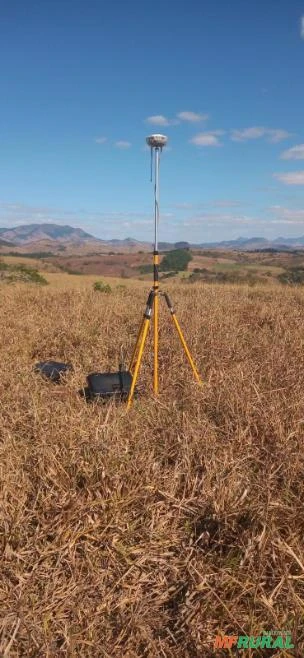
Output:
top-left (126, 133), bottom-right (202, 409)
top-left (127, 252), bottom-right (202, 409)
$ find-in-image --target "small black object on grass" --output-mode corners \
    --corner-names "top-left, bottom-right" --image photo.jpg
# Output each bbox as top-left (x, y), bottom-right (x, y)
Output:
top-left (34, 361), bottom-right (74, 383)
top-left (81, 368), bottom-right (136, 403)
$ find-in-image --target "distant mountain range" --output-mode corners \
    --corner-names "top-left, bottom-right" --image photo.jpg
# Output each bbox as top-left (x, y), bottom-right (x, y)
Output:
top-left (0, 223), bottom-right (94, 245)
top-left (196, 236), bottom-right (304, 250)
top-left (1, 223), bottom-right (304, 251)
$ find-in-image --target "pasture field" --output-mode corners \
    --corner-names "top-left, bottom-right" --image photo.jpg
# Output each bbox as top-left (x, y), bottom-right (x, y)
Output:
top-left (43, 272), bottom-right (149, 290)
top-left (0, 255), bottom-right (61, 273)
top-left (2, 247), bottom-right (304, 285)
top-left (45, 248), bottom-right (304, 285)
top-left (1, 280), bottom-right (304, 656)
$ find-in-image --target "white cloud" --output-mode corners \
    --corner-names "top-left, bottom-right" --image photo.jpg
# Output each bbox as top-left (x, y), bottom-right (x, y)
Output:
top-left (0, 201), bottom-right (85, 228)
top-left (146, 115), bottom-right (169, 126)
top-left (231, 126), bottom-right (291, 143)
top-left (269, 206), bottom-right (304, 222)
top-left (115, 140), bottom-right (132, 149)
top-left (95, 136), bottom-right (107, 144)
top-left (145, 115), bottom-right (179, 126)
top-left (177, 111), bottom-right (208, 122)
top-left (301, 16), bottom-right (304, 39)
top-left (190, 134), bottom-right (219, 147)
top-left (280, 144), bottom-right (304, 160)
top-left (189, 131), bottom-right (224, 147)
top-left (274, 171), bottom-right (304, 185)
top-left (268, 129), bottom-right (292, 143)
top-left (183, 212), bottom-right (256, 227)
top-left (231, 127), bottom-right (265, 141)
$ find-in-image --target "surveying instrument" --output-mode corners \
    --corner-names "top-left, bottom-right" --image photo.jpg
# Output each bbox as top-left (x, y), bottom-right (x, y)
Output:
top-left (35, 134), bottom-right (202, 406)
top-left (126, 134), bottom-right (202, 409)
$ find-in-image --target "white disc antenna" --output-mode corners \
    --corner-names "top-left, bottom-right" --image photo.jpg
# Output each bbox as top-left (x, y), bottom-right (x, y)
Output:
top-left (146, 134), bottom-right (168, 149)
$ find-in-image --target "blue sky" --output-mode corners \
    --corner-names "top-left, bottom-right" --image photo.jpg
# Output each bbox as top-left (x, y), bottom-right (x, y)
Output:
top-left (1, 0), bottom-right (304, 243)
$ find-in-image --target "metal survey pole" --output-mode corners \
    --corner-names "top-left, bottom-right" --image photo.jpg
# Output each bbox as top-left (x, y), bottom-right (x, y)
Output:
top-left (146, 134), bottom-right (167, 394)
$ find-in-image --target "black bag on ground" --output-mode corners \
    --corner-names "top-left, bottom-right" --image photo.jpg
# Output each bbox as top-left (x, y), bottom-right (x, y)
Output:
top-left (35, 361), bottom-right (73, 382)
top-left (82, 368), bottom-right (135, 402)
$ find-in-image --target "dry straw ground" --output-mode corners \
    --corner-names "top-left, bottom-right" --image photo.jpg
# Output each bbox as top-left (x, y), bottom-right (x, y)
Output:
top-left (1, 280), bottom-right (304, 657)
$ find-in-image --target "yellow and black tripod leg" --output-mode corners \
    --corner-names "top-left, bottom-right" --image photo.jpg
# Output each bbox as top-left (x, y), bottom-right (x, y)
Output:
top-left (129, 315), bottom-right (145, 375)
top-left (127, 291), bottom-right (154, 410)
top-left (162, 292), bottom-right (202, 386)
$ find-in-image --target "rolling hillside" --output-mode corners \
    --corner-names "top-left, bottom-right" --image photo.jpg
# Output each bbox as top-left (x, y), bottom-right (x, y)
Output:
top-left (0, 223), bottom-right (95, 245)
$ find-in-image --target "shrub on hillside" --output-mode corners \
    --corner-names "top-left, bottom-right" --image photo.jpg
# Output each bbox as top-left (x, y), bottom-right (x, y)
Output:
top-left (0, 261), bottom-right (48, 285)
top-left (160, 249), bottom-right (192, 272)
top-left (5, 251), bottom-right (54, 259)
top-left (278, 267), bottom-right (304, 285)
top-left (189, 269), bottom-right (261, 286)
top-left (93, 280), bottom-right (112, 293)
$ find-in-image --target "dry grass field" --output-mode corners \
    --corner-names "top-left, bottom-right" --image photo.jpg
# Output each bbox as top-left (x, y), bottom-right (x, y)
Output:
top-left (1, 280), bottom-right (304, 656)
top-left (43, 273), bottom-right (149, 290)
top-left (0, 256), bottom-right (61, 273)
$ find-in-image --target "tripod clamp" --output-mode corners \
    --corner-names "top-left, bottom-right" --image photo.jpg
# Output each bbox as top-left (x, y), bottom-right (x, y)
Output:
top-left (144, 290), bottom-right (155, 318)
top-left (160, 291), bottom-right (175, 314)
top-left (143, 289), bottom-right (175, 318)
top-left (141, 288), bottom-right (175, 318)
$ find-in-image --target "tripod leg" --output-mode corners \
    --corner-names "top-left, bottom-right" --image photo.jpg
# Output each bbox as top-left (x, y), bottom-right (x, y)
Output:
top-left (163, 292), bottom-right (202, 386)
top-left (129, 288), bottom-right (154, 374)
top-left (127, 291), bottom-right (154, 410)
top-left (129, 316), bottom-right (144, 374)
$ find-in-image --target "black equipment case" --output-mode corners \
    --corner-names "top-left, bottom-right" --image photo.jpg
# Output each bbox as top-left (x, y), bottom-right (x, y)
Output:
top-left (83, 368), bottom-right (135, 402)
